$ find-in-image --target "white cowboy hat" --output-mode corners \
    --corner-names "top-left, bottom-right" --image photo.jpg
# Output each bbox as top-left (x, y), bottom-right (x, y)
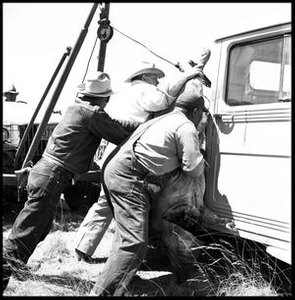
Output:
top-left (77, 71), bottom-right (115, 97)
top-left (125, 61), bottom-right (165, 83)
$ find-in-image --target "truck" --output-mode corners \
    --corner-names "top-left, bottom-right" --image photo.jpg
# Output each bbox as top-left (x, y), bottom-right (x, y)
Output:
top-left (204, 22), bottom-right (291, 265)
top-left (2, 99), bottom-right (62, 202)
top-left (3, 3), bottom-right (291, 266)
top-left (2, 4), bottom-right (103, 210)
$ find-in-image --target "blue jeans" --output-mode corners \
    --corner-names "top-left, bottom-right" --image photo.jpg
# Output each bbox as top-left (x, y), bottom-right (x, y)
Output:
top-left (91, 154), bottom-right (152, 296)
top-left (3, 158), bottom-right (73, 264)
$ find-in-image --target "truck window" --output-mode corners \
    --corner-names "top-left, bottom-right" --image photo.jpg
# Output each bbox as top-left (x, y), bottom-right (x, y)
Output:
top-left (226, 35), bottom-right (291, 106)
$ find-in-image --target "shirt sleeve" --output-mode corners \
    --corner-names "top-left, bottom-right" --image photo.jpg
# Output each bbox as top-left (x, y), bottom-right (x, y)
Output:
top-left (139, 84), bottom-right (176, 112)
top-left (89, 108), bottom-right (131, 145)
top-left (175, 122), bottom-right (204, 177)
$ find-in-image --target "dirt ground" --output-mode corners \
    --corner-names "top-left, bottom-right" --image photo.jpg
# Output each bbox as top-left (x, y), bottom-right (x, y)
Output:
top-left (2, 200), bottom-right (214, 296)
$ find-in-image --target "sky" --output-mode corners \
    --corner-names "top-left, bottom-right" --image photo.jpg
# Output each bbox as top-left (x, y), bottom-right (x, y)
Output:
top-left (3, 2), bottom-right (291, 113)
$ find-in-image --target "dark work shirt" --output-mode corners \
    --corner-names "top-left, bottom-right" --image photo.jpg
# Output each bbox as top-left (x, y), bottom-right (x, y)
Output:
top-left (43, 98), bottom-right (131, 174)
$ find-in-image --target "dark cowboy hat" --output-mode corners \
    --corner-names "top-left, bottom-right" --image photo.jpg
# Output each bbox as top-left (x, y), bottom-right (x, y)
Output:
top-left (4, 85), bottom-right (19, 95)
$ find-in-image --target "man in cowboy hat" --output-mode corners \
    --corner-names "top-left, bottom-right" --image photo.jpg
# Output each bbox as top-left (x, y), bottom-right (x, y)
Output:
top-left (2, 72), bottom-right (134, 292)
top-left (106, 53), bottom-right (210, 125)
top-left (74, 52), bottom-right (211, 263)
top-left (3, 84), bottom-right (19, 102)
top-left (105, 61), bottom-right (167, 125)
top-left (74, 61), bottom-right (168, 262)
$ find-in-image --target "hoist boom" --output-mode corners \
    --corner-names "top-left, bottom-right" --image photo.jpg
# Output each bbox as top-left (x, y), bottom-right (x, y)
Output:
top-left (97, 3), bottom-right (113, 71)
top-left (4, 3), bottom-right (100, 193)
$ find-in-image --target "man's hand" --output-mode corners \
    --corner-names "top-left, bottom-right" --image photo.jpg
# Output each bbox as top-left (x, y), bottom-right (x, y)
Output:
top-left (73, 170), bottom-right (102, 184)
top-left (191, 68), bottom-right (211, 87)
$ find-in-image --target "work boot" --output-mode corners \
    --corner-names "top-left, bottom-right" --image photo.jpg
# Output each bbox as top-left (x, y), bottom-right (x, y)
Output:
top-left (75, 249), bottom-right (106, 264)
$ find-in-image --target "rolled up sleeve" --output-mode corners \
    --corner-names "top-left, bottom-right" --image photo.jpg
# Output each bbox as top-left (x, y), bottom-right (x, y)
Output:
top-left (176, 122), bottom-right (204, 178)
top-left (139, 85), bottom-right (176, 112)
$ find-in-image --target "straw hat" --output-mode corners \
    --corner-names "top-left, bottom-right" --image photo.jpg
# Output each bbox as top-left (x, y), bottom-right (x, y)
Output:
top-left (77, 72), bottom-right (115, 97)
top-left (125, 61), bottom-right (165, 83)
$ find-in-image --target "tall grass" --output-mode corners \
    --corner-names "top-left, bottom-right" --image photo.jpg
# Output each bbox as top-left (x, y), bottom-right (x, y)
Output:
top-left (3, 205), bottom-right (291, 296)
top-left (128, 229), bottom-right (291, 296)
top-left (179, 233), bottom-right (291, 296)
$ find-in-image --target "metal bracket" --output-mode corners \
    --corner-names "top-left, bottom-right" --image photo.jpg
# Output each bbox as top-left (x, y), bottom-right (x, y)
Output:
top-left (97, 18), bottom-right (113, 42)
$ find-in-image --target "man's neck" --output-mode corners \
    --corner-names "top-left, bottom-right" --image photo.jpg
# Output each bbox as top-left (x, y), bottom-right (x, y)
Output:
top-left (76, 95), bottom-right (102, 107)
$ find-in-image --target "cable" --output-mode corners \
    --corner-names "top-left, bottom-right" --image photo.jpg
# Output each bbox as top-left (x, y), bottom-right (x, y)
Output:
top-left (78, 19), bottom-right (183, 92)
top-left (75, 35), bottom-right (99, 99)
top-left (81, 35), bottom-right (99, 83)
top-left (111, 25), bottom-right (184, 72)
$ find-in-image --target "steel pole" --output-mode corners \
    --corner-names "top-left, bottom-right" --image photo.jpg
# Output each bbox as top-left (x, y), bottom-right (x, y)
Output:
top-left (97, 3), bottom-right (111, 71)
top-left (15, 47), bottom-right (71, 169)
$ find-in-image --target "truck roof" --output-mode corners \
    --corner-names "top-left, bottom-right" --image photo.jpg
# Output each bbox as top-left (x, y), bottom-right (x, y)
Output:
top-left (3, 101), bottom-right (62, 125)
top-left (214, 22), bottom-right (291, 43)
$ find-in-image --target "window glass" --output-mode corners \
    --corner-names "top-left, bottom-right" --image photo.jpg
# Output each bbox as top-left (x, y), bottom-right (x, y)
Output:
top-left (226, 36), bottom-right (290, 106)
top-left (281, 35), bottom-right (291, 101)
top-left (249, 61), bottom-right (280, 91)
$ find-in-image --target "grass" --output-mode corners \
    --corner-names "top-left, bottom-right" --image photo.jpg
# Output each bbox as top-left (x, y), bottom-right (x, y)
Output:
top-left (197, 241), bottom-right (281, 296)
top-left (189, 234), bottom-right (291, 296)
top-left (2, 200), bottom-right (292, 296)
top-left (217, 273), bottom-right (276, 296)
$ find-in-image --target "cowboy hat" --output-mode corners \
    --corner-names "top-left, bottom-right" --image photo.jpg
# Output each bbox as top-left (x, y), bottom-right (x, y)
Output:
top-left (4, 84), bottom-right (19, 95)
top-left (77, 71), bottom-right (115, 97)
top-left (125, 61), bottom-right (165, 83)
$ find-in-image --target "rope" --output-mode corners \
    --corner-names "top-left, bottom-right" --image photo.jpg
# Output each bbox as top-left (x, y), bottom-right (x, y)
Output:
top-left (111, 25), bottom-right (184, 72)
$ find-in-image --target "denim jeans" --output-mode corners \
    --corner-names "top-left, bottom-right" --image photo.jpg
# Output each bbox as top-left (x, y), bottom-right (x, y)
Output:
top-left (91, 153), bottom-right (152, 296)
top-left (75, 193), bottom-right (113, 256)
top-left (3, 157), bottom-right (73, 264)
top-left (74, 143), bottom-right (116, 256)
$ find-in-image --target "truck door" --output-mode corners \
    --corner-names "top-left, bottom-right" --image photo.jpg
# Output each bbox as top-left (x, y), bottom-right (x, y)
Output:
top-left (205, 23), bottom-right (291, 264)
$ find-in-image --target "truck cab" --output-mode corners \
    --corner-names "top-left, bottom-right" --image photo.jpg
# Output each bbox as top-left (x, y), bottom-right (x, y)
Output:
top-left (204, 22), bottom-right (291, 264)
top-left (3, 98), bottom-right (101, 210)
top-left (2, 99), bottom-right (62, 201)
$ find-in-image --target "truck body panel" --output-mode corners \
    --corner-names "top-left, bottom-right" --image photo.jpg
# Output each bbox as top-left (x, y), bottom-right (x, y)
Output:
top-left (205, 22), bottom-right (291, 264)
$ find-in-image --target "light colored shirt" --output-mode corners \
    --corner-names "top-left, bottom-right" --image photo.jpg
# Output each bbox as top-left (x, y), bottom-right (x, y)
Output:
top-left (105, 80), bottom-right (175, 124)
top-left (134, 109), bottom-right (204, 177)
